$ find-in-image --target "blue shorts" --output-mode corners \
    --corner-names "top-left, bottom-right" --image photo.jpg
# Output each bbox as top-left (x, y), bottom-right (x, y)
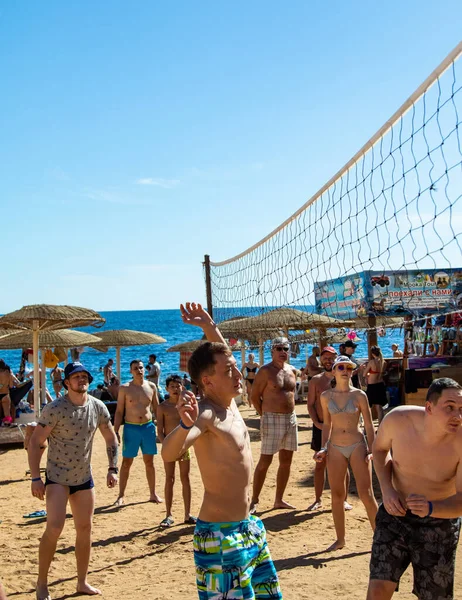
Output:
top-left (194, 516), bottom-right (282, 599)
top-left (122, 420), bottom-right (157, 458)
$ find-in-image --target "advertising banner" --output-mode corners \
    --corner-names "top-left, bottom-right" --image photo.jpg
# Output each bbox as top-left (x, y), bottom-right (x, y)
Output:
top-left (315, 269), bottom-right (462, 318)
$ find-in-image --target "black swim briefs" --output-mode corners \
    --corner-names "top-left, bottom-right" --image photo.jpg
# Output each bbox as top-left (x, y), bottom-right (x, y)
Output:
top-left (45, 475), bottom-right (94, 495)
top-left (370, 503), bottom-right (461, 599)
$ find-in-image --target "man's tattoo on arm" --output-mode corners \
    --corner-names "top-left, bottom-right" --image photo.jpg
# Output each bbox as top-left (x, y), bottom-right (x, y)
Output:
top-left (107, 444), bottom-right (119, 468)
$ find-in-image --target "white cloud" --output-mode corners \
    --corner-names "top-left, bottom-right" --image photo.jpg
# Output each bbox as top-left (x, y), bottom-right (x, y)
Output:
top-left (82, 188), bottom-right (149, 206)
top-left (136, 178), bottom-right (180, 189)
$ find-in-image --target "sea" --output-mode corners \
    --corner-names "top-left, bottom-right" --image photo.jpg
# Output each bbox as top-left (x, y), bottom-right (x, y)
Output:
top-left (0, 309), bottom-right (404, 391)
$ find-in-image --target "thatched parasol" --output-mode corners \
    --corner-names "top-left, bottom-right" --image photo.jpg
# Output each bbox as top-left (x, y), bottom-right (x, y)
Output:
top-left (219, 308), bottom-right (353, 337)
top-left (87, 329), bottom-right (166, 380)
top-left (0, 304), bottom-right (105, 415)
top-left (0, 329), bottom-right (102, 350)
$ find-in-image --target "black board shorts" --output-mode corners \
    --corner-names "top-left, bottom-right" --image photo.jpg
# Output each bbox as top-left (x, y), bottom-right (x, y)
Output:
top-left (310, 424), bottom-right (323, 451)
top-left (370, 503), bottom-right (461, 599)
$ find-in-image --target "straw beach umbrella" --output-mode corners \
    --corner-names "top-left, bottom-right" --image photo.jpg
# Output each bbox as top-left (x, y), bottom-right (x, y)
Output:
top-left (88, 329), bottom-right (166, 381)
top-left (0, 304), bottom-right (105, 415)
top-left (167, 338), bottom-right (245, 372)
top-left (0, 328), bottom-right (103, 413)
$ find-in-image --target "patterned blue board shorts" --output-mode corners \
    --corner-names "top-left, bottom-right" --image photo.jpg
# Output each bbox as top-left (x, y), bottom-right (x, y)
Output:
top-left (193, 516), bottom-right (283, 599)
top-left (370, 504), bottom-right (461, 600)
top-left (122, 421), bottom-right (157, 458)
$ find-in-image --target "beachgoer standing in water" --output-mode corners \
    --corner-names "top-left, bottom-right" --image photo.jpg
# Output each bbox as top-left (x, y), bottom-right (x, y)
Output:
top-left (114, 359), bottom-right (162, 506)
top-left (367, 378), bottom-right (462, 600)
top-left (307, 346), bottom-right (352, 511)
top-left (28, 362), bottom-right (118, 600)
top-left (157, 374), bottom-right (196, 527)
top-left (250, 337), bottom-right (299, 513)
top-left (315, 355), bottom-right (377, 551)
top-left (162, 302), bottom-right (282, 599)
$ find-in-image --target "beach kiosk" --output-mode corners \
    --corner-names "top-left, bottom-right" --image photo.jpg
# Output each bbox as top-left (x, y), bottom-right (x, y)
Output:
top-left (314, 268), bottom-right (462, 406)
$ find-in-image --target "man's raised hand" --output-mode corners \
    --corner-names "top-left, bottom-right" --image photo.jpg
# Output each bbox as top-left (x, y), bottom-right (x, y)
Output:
top-left (180, 303), bottom-right (214, 329)
top-left (176, 390), bottom-right (199, 428)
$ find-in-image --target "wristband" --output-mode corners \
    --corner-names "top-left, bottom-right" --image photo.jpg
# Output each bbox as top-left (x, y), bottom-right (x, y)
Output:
top-left (31, 477), bottom-right (42, 482)
top-left (319, 446), bottom-right (328, 453)
top-left (180, 420), bottom-right (194, 430)
top-left (108, 467), bottom-right (119, 474)
top-left (427, 501), bottom-right (433, 517)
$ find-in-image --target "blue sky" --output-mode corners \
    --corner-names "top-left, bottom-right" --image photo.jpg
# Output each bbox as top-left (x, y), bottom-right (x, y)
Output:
top-left (1, 1), bottom-right (461, 311)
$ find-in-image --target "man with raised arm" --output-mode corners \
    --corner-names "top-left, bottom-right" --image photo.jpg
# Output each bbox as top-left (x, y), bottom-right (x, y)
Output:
top-left (113, 359), bottom-right (162, 506)
top-left (250, 337), bottom-right (299, 513)
top-left (367, 377), bottom-right (462, 600)
top-left (162, 303), bottom-right (282, 600)
top-left (28, 362), bottom-right (118, 600)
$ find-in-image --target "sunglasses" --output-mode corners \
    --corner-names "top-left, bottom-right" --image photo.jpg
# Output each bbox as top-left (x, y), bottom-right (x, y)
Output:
top-left (336, 364), bottom-right (354, 371)
top-left (274, 346), bottom-right (290, 352)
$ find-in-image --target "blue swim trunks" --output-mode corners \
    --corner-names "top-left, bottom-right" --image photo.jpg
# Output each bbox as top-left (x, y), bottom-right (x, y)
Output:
top-left (193, 516), bottom-right (282, 599)
top-left (122, 420), bottom-right (157, 458)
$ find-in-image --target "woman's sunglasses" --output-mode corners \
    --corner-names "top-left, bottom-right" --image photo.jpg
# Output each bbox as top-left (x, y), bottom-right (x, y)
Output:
top-left (336, 364), bottom-right (354, 371)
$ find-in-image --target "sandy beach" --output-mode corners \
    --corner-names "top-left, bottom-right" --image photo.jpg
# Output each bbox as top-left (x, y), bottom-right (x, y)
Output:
top-left (1, 403), bottom-right (460, 600)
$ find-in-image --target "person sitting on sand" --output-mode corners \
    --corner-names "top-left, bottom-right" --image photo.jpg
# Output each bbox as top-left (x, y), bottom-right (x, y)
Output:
top-left (307, 346), bottom-right (352, 512)
top-left (250, 337), bottom-right (299, 514)
top-left (113, 360), bottom-right (163, 506)
top-left (0, 360), bottom-right (33, 424)
top-left (314, 355), bottom-right (377, 551)
top-left (28, 362), bottom-right (119, 600)
top-left (162, 302), bottom-right (282, 599)
top-left (367, 377), bottom-right (462, 600)
top-left (157, 374), bottom-right (196, 527)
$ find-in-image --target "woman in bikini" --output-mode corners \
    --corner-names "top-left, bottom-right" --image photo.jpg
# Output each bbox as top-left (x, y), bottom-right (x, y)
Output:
top-left (242, 353), bottom-right (259, 405)
top-left (362, 345), bottom-right (387, 424)
top-left (314, 355), bottom-right (377, 551)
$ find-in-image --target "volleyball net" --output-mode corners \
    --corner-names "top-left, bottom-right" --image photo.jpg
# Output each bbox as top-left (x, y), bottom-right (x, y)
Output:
top-left (205, 43), bottom-right (462, 339)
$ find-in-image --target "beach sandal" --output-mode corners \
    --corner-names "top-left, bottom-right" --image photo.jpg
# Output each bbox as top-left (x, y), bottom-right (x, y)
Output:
top-left (23, 510), bottom-right (47, 518)
top-left (160, 516), bottom-right (174, 527)
top-left (184, 516), bottom-right (197, 524)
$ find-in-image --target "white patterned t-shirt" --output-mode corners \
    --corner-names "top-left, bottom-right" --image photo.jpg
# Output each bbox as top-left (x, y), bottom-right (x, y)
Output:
top-left (39, 394), bottom-right (111, 486)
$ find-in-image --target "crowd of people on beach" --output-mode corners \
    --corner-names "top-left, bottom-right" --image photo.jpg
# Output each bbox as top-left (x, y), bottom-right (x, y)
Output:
top-left (0, 302), bottom-right (461, 600)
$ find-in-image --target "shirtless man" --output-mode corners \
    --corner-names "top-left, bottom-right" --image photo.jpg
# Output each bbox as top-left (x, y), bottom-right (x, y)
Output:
top-left (28, 362), bottom-right (118, 600)
top-left (114, 360), bottom-right (162, 506)
top-left (146, 354), bottom-right (161, 386)
top-left (162, 303), bottom-right (282, 599)
top-left (103, 359), bottom-right (114, 386)
top-left (367, 377), bottom-right (462, 600)
top-left (250, 337), bottom-right (298, 513)
top-left (0, 580), bottom-right (7, 600)
top-left (157, 374), bottom-right (196, 527)
top-left (391, 343), bottom-right (403, 358)
top-left (304, 346), bottom-right (323, 379)
top-left (50, 366), bottom-right (64, 399)
top-left (307, 346), bottom-right (352, 511)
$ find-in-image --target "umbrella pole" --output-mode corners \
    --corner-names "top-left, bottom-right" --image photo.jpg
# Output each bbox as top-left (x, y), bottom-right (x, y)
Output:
top-left (116, 347), bottom-right (121, 381)
top-left (240, 343), bottom-right (246, 403)
top-left (259, 339), bottom-right (264, 366)
top-left (33, 321), bottom-right (40, 419)
top-left (40, 349), bottom-right (47, 407)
